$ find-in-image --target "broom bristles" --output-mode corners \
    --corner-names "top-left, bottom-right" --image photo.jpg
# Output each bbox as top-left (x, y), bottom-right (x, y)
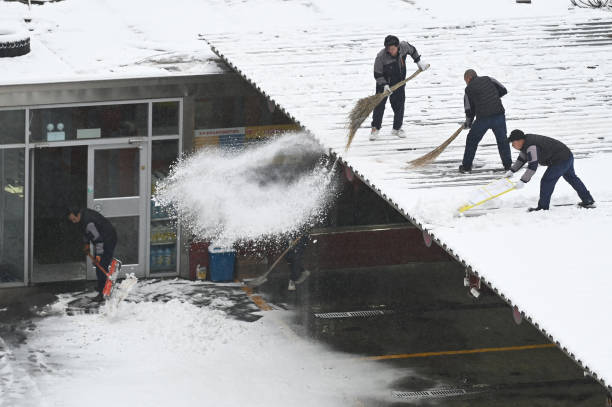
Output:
top-left (345, 69), bottom-right (424, 151)
top-left (408, 126), bottom-right (464, 168)
top-left (346, 93), bottom-right (386, 150)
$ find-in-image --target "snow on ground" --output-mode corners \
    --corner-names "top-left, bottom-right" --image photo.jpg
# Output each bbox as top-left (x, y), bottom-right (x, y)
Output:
top-left (1, 280), bottom-right (406, 407)
top-left (200, 0), bottom-right (612, 389)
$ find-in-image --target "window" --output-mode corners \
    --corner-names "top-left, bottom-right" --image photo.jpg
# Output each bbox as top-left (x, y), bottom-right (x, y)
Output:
top-left (150, 139), bottom-right (179, 274)
top-left (0, 148), bottom-right (25, 283)
top-left (153, 101), bottom-right (180, 136)
top-left (0, 110), bottom-right (25, 144)
top-left (30, 104), bottom-right (147, 142)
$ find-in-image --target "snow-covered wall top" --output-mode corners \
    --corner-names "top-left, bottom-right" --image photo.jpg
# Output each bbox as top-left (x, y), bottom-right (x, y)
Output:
top-left (0, 0), bottom-right (226, 85)
top-left (201, 0), bottom-right (612, 391)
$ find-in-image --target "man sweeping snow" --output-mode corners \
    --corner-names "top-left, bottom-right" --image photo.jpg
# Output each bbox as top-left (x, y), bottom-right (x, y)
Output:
top-left (370, 35), bottom-right (428, 141)
top-left (506, 129), bottom-right (595, 212)
top-left (459, 69), bottom-right (512, 173)
top-left (68, 208), bottom-right (118, 301)
top-left (285, 234), bottom-right (311, 291)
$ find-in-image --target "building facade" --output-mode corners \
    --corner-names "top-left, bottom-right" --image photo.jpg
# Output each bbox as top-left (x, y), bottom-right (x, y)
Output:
top-left (0, 73), bottom-right (296, 287)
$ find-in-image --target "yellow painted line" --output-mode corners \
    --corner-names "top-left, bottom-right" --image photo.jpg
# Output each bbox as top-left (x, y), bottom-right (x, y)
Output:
top-left (240, 284), bottom-right (273, 311)
top-left (363, 343), bottom-right (555, 361)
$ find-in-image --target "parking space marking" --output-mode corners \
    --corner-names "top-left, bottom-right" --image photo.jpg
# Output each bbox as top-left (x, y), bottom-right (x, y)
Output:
top-left (364, 344), bottom-right (556, 361)
top-left (241, 285), bottom-right (273, 311)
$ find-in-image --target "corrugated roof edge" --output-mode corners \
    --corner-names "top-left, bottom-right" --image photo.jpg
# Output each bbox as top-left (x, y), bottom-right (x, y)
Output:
top-left (203, 37), bottom-right (610, 393)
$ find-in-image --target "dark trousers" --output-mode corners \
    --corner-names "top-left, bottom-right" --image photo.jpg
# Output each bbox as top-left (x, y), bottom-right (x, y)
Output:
top-left (285, 242), bottom-right (306, 282)
top-left (462, 113), bottom-right (512, 169)
top-left (371, 84), bottom-right (405, 131)
top-left (538, 155), bottom-right (593, 210)
top-left (96, 236), bottom-right (117, 294)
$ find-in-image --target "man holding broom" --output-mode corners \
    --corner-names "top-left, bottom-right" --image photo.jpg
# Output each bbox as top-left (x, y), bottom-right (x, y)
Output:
top-left (370, 35), bottom-right (429, 141)
top-left (459, 69), bottom-right (513, 173)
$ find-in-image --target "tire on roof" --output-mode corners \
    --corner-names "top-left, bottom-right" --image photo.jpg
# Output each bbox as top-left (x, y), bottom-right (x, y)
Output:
top-left (0, 26), bottom-right (30, 58)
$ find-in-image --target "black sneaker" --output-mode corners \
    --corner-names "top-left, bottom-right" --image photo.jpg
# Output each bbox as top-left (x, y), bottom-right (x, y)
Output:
top-left (504, 164), bottom-right (512, 171)
top-left (578, 200), bottom-right (596, 209)
top-left (528, 207), bottom-right (545, 212)
top-left (91, 293), bottom-right (104, 302)
top-left (459, 165), bottom-right (472, 174)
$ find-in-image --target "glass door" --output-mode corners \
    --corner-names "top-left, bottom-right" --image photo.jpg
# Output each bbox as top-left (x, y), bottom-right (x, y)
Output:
top-left (87, 143), bottom-right (147, 278)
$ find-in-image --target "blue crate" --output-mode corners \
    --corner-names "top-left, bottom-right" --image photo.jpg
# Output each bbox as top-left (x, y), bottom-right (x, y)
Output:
top-left (208, 247), bottom-right (236, 282)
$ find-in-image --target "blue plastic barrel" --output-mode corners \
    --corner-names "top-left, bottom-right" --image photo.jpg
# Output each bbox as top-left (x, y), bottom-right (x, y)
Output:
top-left (208, 246), bottom-right (236, 282)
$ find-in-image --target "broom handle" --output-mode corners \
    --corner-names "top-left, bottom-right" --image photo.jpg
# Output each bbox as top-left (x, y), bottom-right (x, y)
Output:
top-left (389, 67), bottom-right (426, 93)
top-left (266, 236), bottom-right (303, 275)
top-left (448, 125), bottom-right (465, 140)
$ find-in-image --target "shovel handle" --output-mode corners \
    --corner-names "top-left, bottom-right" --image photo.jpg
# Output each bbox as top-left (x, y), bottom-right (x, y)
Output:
top-left (87, 253), bottom-right (111, 278)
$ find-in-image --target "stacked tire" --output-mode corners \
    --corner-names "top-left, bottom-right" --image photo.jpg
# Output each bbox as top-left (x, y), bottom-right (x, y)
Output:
top-left (0, 26), bottom-right (30, 58)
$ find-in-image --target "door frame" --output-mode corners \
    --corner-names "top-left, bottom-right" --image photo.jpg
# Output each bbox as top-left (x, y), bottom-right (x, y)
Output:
top-left (87, 141), bottom-right (148, 279)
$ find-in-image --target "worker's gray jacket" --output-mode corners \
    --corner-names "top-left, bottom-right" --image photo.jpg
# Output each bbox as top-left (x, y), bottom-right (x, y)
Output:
top-left (464, 76), bottom-right (507, 120)
top-left (373, 41), bottom-right (420, 86)
top-left (510, 134), bottom-right (572, 183)
top-left (80, 208), bottom-right (117, 255)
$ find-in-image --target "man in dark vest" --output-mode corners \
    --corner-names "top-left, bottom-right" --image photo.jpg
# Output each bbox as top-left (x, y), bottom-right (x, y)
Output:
top-left (460, 69), bottom-right (512, 173)
top-left (506, 129), bottom-right (595, 212)
top-left (285, 234), bottom-right (311, 291)
top-left (370, 35), bottom-right (429, 141)
top-left (68, 208), bottom-right (118, 301)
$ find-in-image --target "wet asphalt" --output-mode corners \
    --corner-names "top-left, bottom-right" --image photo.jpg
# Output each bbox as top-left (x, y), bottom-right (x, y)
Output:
top-left (1, 265), bottom-right (609, 406)
top-left (257, 261), bottom-right (609, 406)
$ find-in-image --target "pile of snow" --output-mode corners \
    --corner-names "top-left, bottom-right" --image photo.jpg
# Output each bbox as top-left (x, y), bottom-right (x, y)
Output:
top-left (6, 283), bottom-right (407, 407)
top-left (155, 133), bottom-right (337, 247)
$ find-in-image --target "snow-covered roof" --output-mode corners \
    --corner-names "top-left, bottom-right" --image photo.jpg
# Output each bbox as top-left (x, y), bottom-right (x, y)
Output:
top-left (0, 0), bottom-right (225, 85)
top-left (203, 0), bottom-right (612, 390)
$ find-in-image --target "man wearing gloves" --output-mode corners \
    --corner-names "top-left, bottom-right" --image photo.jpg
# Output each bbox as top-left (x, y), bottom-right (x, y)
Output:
top-left (370, 35), bottom-right (428, 141)
top-left (68, 207), bottom-right (118, 301)
top-left (460, 69), bottom-right (512, 173)
top-left (506, 129), bottom-right (595, 212)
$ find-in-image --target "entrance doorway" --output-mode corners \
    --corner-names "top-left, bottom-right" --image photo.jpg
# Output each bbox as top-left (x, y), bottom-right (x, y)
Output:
top-left (31, 146), bottom-right (87, 283)
top-left (31, 143), bottom-right (148, 283)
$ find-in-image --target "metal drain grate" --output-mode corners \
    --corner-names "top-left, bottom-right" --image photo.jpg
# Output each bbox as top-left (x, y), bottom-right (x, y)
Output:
top-left (392, 388), bottom-right (467, 399)
top-left (314, 310), bottom-right (393, 319)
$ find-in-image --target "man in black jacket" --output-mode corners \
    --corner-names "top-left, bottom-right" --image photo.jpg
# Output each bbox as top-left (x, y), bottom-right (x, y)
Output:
top-left (460, 69), bottom-right (512, 173)
top-left (285, 234), bottom-right (311, 291)
top-left (506, 129), bottom-right (595, 212)
top-left (68, 208), bottom-right (118, 301)
top-left (370, 35), bottom-right (429, 141)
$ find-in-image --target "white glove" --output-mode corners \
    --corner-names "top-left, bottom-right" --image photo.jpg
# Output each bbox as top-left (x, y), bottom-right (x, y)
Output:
top-left (514, 180), bottom-right (525, 190)
top-left (383, 84), bottom-right (392, 95)
top-left (417, 60), bottom-right (429, 71)
top-left (505, 170), bottom-right (514, 178)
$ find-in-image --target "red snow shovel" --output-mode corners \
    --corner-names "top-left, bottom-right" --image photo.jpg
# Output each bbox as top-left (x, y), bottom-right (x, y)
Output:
top-left (87, 253), bottom-right (122, 297)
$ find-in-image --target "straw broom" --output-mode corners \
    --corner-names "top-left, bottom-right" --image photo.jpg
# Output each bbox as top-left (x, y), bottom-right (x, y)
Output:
top-left (246, 236), bottom-right (302, 287)
top-left (407, 125), bottom-right (465, 168)
top-left (346, 67), bottom-right (427, 151)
